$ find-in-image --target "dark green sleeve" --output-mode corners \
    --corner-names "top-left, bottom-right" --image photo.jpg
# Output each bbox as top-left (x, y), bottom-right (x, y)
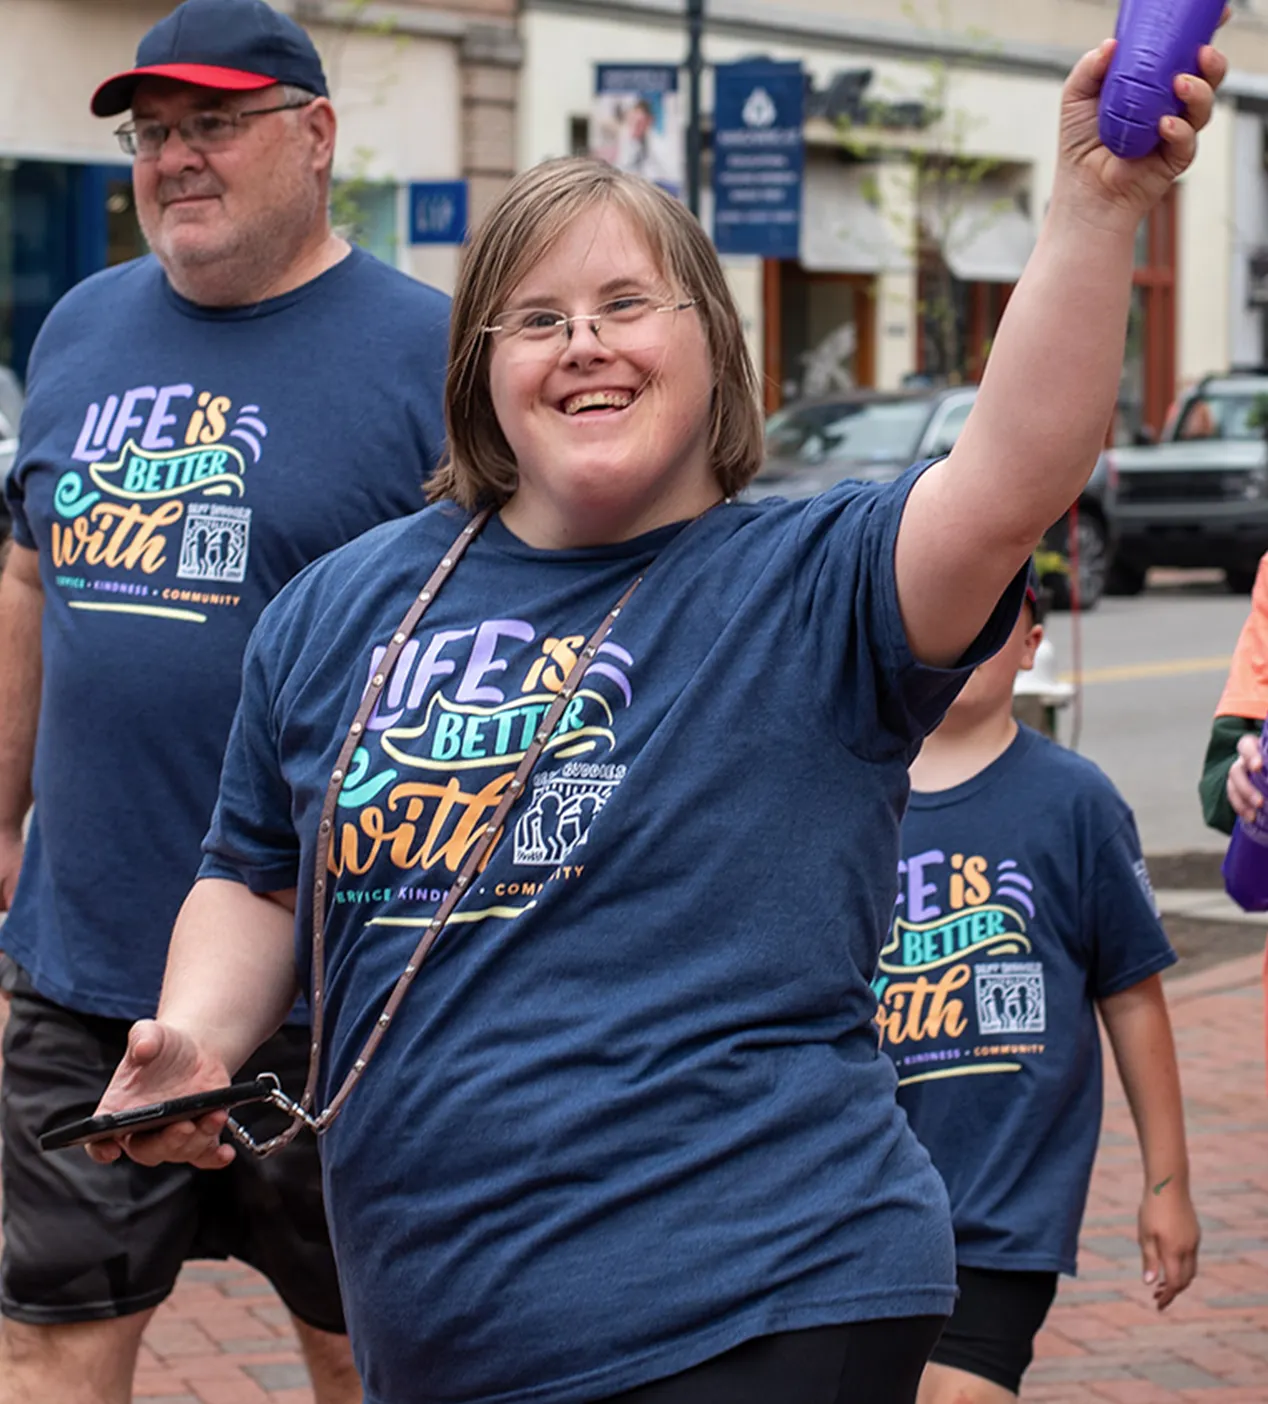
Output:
top-left (1199, 715), bottom-right (1262, 835)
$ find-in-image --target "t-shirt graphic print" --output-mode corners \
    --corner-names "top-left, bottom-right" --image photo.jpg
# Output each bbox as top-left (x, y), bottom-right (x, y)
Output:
top-left (879, 844), bottom-right (1048, 1072)
top-left (53, 382), bottom-right (265, 614)
top-left (330, 602), bottom-right (637, 922)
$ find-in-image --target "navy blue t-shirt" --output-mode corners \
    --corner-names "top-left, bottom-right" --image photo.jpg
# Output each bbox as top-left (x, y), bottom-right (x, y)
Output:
top-left (884, 725), bottom-right (1176, 1275)
top-left (202, 471), bottom-right (1025, 1404)
top-left (3, 249), bottom-right (449, 1019)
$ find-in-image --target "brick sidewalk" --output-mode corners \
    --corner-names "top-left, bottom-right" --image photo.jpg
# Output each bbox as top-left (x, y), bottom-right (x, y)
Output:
top-left (1025, 950), bottom-right (1268, 1402)
top-left (133, 1264), bottom-right (312, 1403)
top-left (3, 949), bottom-right (1266, 1402)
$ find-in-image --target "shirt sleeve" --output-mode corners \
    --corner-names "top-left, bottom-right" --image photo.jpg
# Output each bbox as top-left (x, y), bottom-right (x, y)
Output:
top-left (4, 326), bottom-right (54, 550)
top-left (1085, 810), bottom-right (1177, 999)
top-left (792, 463), bottom-right (1027, 762)
top-left (1199, 714), bottom-right (1260, 837)
top-left (199, 622), bottom-right (301, 894)
top-left (3, 465), bottom-right (35, 549)
top-left (1215, 551), bottom-right (1268, 719)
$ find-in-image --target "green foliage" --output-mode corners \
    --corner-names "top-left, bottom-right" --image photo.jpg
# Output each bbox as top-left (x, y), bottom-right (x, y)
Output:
top-left (1035, 544), bottom-right (1070, 581)
top-left (330, 144), bottom-right (399, 261)
top-left (834, 0), bottom-right (1009, 384)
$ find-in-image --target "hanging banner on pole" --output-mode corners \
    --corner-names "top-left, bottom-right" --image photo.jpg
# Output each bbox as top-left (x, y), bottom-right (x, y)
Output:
top-left (591, 64), bottom-right (685, 199)
top-left (713, 60), bottom-right (804, 258)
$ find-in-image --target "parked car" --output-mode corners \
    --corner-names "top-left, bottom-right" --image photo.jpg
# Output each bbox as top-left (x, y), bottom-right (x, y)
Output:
top-left (750, 387), bottom-right (1118, 608)
top-left (0, 367), bottom-right (22, 543)
top-left (1103, 369), bottom-right (1268, 595)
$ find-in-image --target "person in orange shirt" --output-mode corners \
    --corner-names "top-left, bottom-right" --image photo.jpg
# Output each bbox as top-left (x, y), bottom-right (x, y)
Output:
top-left (1198, 549), bottom-right (1268, 1082)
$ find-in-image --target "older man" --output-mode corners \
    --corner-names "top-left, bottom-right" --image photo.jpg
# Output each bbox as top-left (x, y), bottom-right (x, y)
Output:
top-left (0, 1), bottom-right (450, 1399)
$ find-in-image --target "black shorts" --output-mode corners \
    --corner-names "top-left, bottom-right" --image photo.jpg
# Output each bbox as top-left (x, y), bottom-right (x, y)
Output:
top-left (599, 1318), bottom-right (947, 1404)
top-left (927, 1264), bottom-right (1059, 1394)
top-left (0, 966), bottom-right (345, 1332)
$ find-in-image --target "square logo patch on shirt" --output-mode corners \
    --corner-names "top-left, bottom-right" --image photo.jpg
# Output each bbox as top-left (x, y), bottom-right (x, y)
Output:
top-left (975, 961), bottom-right (1047, 1034)
top-left (513, 770), bottom-right (623, 867)
top-left (177, 503), bottom-right (252, 584)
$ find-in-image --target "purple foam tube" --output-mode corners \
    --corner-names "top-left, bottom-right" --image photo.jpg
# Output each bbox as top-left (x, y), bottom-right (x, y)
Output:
top-left (1222, 718), bottom-right (1268, 913)
top-left (1098, 0), bottom-right (1224, 160)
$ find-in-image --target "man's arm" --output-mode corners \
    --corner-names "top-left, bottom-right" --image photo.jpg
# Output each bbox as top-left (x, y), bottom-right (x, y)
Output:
top-left (1099, 974), bottom-right (1200, 1310)
top-left (0, 542), bottom-right (42, 910)
top-left (895, 41), bottom-right (1224, 665)
top-left (88, 876), bottom-right (300, 1170)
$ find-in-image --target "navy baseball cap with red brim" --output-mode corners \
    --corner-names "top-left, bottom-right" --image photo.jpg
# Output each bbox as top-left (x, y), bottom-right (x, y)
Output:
top-left (91, 0), bottom-right (328, 117)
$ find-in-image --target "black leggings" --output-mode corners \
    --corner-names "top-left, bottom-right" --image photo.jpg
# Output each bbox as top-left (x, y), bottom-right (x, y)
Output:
top-left (597, 1318), bottom-right (947, 1404)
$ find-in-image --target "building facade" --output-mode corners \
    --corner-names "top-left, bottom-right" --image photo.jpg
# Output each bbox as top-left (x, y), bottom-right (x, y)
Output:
top-left (11, 0), bottom-right (1268, 439)
top-left (519, 0), bottom-right (1268, 438)
top-left (0, 0), bottom-right (520, 378)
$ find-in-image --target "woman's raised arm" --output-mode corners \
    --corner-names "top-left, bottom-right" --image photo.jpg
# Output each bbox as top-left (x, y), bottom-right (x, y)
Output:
top-left (895, 37), bottom-right (1226, 666)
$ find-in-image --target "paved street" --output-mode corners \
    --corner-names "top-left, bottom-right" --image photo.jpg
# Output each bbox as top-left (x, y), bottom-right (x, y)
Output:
top-left (1044, 571), bottom-right (1254, 857)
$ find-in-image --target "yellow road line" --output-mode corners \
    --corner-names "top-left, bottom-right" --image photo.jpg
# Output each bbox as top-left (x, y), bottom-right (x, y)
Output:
top-left (68, 601), bottom-right (207, 624)
top-left (1059, 654), bottom-right (1232, 686)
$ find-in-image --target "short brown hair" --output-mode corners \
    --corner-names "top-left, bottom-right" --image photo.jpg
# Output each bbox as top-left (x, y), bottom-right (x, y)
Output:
top-left (428, 157), bottom-right (765, 511)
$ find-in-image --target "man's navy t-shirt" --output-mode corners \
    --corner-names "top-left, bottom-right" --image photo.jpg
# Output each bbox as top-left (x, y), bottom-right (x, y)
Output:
top-left (3, 249), bottom-right (449, 1019)
top-left (886, 726), bottom-right (1176, 1274)
top-left (201, 472), bottom-right (1025, 1403)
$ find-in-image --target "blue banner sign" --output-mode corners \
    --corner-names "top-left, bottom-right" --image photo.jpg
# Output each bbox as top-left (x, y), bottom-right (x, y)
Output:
top-left (713, 61), bottom-right (804, 258)
top-left (408, 180), bottom-right (469, 245)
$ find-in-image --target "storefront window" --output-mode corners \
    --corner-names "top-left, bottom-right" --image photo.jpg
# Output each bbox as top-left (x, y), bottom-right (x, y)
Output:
top-left (914, 249), bottom-right (1013, 385)
top-left (1116, 187), bottom-right (1177, 442)
top-left (0, 160), bottom-right (13, 374)
top-left (332, 180), bottom-right (399, 266)
top-left (762, 261), bottom-right (875, 411)
top-left (106, 178), bottom-right (140, 266)
top-left (0, 159), bottom-right (143, 380)
top-left (1118, 285), bottom-right (1147, 444)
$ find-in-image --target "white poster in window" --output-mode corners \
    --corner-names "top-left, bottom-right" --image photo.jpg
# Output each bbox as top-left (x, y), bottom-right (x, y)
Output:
top-left (592, 64), bottom-right (684, 199)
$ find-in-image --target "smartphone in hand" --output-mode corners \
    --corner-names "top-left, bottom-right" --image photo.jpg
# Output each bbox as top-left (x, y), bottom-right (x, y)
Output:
top-left (40, 1079), bottom-right (278, 1152)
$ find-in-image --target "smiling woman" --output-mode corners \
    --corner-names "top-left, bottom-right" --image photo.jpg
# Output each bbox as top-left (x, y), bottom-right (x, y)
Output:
top-left (485, 205), bottom-right (720, 547)
top-left (89, 25), bottom-right (1228, 1392)
top-left (430, 158), bottom-right (765, 546)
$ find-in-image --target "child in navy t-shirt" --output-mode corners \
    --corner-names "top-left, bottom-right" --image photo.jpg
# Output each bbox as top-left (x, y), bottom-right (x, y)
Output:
top-left (881, 570), bottom-right (1200, 1402)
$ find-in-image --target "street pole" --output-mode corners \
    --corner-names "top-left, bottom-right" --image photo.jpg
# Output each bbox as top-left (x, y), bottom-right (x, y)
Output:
top-left (686, 0), bottom-right (704, 217)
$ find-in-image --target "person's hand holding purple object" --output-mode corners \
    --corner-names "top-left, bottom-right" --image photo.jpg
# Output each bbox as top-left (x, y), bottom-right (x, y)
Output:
top-left (1099, 0), bottom-right (1226, 158)
top-left (1223, 722), bottom-right (1268, 912)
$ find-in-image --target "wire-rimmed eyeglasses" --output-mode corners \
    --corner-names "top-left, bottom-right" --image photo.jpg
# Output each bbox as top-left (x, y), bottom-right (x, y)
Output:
top-left (483, 295), bottom-right (698, 353)
top-left (114, 98), bottom-right (316, 160)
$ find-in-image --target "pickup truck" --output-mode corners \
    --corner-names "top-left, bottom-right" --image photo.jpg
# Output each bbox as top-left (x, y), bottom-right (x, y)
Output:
top-left (1105, 370), bottom-right (1268, 594)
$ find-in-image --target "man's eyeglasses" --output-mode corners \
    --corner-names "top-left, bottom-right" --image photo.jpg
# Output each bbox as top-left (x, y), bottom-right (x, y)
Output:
top-left (114, 98), bottom-right (316, 160)
top-left (484, 296), bottom-right (698, 353)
